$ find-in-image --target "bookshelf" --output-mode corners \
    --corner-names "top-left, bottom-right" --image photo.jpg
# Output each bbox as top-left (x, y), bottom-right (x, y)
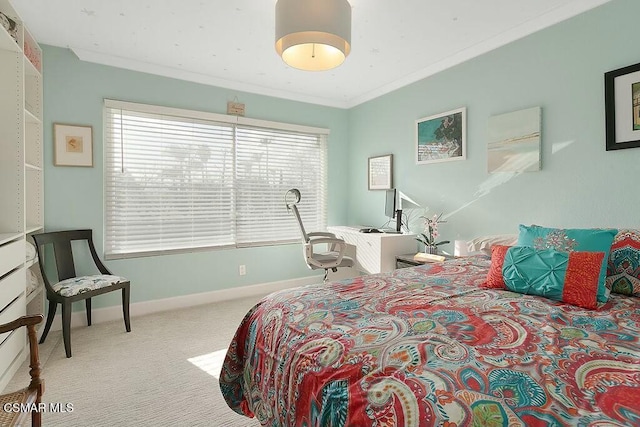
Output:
top-left (0, 0), bottom-right (44, 391)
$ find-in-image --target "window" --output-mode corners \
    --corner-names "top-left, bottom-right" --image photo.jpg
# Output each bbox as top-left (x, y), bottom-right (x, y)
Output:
top-left (104, 100), bottom-right (328, 259)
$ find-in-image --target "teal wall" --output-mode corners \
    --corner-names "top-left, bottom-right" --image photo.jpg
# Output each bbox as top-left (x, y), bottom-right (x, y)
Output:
top-left (347, 0), bottom-right (640, 252)
top-left (42, 0), bottom-right (640, 310)
top-left (42, 47), bottom-right (350, 308)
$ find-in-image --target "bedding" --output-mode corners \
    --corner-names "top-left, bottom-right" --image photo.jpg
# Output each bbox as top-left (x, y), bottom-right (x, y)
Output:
top-left (219, 255), bottom-right (640, 426)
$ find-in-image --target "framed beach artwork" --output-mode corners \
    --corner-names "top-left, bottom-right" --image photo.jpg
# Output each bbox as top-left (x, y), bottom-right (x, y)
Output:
top-left (487, 107), bottom-right (541, 173)
top-left (416, 108), bottom-right (466, 165)
top-left (54, 123), bottom-right (94, 167)
top-left (605, 62), bottom-right (640, 151)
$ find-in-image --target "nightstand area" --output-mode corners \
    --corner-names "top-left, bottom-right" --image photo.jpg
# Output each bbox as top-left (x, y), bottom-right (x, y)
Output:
top-left (395, 253), bottom-right (455, 269)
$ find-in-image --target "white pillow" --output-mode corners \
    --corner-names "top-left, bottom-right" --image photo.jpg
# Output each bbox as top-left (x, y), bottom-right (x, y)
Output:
top-left (26, 241), bottom-right (37, 262)
top-left (26, 269), bottom-right (39, 294)
top-left (467, 234), bottom-right (518, 256)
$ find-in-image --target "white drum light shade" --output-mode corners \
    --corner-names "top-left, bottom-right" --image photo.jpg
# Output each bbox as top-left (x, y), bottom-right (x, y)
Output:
top-left (275, 0), bottom-right (351, 71)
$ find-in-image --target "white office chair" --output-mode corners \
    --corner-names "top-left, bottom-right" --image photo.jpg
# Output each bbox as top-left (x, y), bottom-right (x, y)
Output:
top-left (285, 188), bottom-right (354, 282)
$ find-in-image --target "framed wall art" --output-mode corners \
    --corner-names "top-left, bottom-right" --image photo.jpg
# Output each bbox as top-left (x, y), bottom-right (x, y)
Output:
top-left (54, 123), bottom-right (94, 167)
top-left (604, 62), bottom-right (640, 151)
top-left (416, 107), bottom-right (466, 165)
top-left (487, 106), bottom-right (541, 173)
top-left (368, 154), bottom-right (393, 190)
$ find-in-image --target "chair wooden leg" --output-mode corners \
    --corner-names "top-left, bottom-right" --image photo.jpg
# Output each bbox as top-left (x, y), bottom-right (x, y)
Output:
top-left (85, 298), bottom-right (92, 326)
top-left (62, 301), bottom-right (72, 358)
top-left (28, 321), bottom-right (43, 427)
top-left (39, 300), bottom-right (57, 344)
top-left (122, 285), bottom-right (131, 332)
top-left (32, 409), bottom-right (41, 427)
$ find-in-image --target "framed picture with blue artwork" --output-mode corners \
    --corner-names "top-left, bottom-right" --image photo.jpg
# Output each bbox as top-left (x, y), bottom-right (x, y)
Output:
top-left (605, 62), bottom-right (640, 151)
top-left (416, 107), bottom-right (466, 165)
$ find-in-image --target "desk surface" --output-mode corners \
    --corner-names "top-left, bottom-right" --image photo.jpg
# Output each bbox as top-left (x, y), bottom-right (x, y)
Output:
top-left (328, 225), bottom-right (414, 237)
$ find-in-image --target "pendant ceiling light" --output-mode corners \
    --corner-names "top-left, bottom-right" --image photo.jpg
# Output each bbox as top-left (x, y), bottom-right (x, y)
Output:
top-left (275, 0), bottom-right (352, 71)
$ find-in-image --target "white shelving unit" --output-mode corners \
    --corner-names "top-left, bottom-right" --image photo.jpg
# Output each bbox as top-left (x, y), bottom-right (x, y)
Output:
top-left (0, 0), bottom-right (44, 391)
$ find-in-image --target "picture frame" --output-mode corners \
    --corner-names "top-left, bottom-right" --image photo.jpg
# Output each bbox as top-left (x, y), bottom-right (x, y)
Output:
top-left (416, 107), bottom-right (466, 165)
top-left (604, 62), bottom-right (640, 151)
top-left (54, 123), bottom-right (94, 167)
top-left (487, 106), bottom-right (541, 173)
top-left (368, 154), bottom-right (393, 190)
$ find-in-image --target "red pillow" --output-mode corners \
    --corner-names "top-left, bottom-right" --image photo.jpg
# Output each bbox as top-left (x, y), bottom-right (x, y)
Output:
top-left (481, 244), bottom-right (511, 289)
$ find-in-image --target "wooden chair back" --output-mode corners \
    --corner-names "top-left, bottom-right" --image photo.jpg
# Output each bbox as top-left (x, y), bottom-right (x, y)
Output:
top-left (32, 230), bottom-right (111, 297)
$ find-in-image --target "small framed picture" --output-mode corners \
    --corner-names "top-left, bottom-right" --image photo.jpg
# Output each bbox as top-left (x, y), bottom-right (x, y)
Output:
top-left (604, 62), bottom-right (640, 151)
top-left (54, 124), bottom-right (93, 167)
top-left (368, 154), bottom-right (393, 190)
top-left (416, 107), bottom-right (466, 165)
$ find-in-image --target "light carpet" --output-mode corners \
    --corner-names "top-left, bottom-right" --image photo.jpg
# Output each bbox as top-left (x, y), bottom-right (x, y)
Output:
top-left (5, 295), bottom-right (265, 426)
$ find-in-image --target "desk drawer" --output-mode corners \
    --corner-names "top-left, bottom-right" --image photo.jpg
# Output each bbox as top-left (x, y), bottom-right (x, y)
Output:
top-left (0, 240), bottom-right (25, 277)
top-left (333, 231), bottom-right (358, 246)
top-left (356, 236), bottom-right (382, 274)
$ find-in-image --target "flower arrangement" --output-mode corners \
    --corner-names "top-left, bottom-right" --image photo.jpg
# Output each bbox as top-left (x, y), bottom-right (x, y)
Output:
top-left (416, 213), bottom-right (450, 254)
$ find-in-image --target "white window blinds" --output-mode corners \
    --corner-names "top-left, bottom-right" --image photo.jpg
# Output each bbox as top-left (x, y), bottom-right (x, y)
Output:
top-left (235, 126), bottom-right (327, 246)
top-left (104, 100), bottom-right (328, 259)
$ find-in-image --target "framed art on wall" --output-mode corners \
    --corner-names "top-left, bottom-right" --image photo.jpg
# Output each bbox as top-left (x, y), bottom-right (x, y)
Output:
top-left (604, 62), bottom-right (640, 151)
top-left (416, 107), bottom-right (466, 164)
top-left (54, 123), bottom-right (94, 167)
top-left (487, 106), bottom-right (541, 173)
top-left (368, 154), bottom-right (393, 190)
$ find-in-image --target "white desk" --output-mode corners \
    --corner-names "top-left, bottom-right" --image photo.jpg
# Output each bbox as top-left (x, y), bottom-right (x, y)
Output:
top-left (327, 226), bottom-right (417, 274)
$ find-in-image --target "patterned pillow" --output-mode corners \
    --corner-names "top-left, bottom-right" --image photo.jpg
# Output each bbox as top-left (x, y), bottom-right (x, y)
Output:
top-left (517, 225), bottom-right (617, 303)
top-left (606, 229), bottom-right (640, 297)
top-left (481, 244), bottom-right (510, 289)
top-left (483, 245), bottom-right (603, 309)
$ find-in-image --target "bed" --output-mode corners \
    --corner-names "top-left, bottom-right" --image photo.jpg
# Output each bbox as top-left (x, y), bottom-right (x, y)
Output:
top-left (219, 228), bottom-right (640, 426)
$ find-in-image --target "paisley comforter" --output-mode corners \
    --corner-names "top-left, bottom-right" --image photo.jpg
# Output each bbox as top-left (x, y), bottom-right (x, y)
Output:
top-left (219, 256), bottom-right (640, 426)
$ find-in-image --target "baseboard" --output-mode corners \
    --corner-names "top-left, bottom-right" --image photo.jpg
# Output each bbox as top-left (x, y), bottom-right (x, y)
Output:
top-left (49, 275), bottom-right (321, 332)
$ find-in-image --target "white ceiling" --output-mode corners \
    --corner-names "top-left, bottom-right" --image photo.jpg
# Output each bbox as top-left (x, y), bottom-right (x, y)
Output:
top-left (12, 0), bottom-right (611, 109)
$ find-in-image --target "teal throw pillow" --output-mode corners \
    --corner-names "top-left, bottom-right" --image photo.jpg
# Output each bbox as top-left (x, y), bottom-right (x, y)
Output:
top-left (517, 225), bottom-right (618, 303)
top-left (502, 246), bottom-right (603, 309)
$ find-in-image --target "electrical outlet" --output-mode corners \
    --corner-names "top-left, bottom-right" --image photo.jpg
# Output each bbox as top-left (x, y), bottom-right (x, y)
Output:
top-left (239, 264), bottom-right (246, 276)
